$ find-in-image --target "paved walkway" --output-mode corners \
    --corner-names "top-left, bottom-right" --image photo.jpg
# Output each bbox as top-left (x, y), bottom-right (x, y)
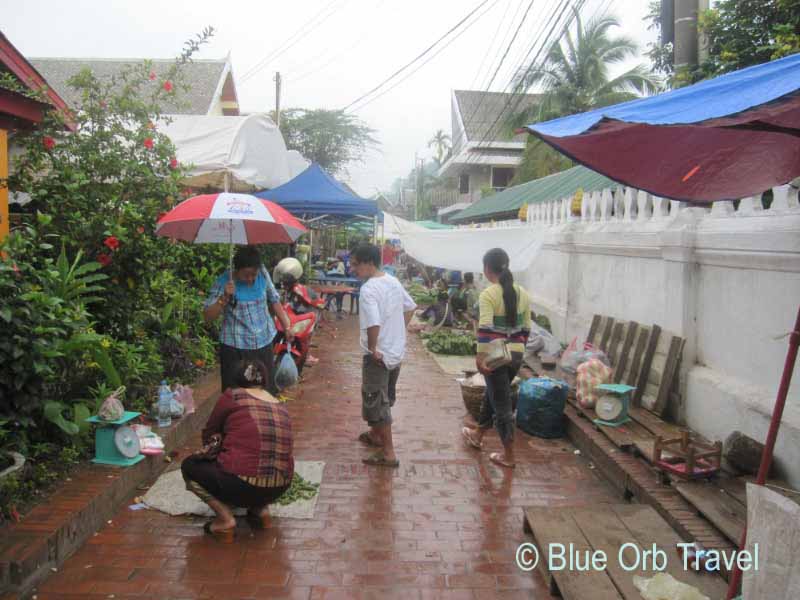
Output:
top-left (31, 317), bottom-right (616, 600)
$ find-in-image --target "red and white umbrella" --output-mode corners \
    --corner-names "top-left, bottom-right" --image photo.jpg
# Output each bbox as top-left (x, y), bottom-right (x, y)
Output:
top-left (156, 192), bottom-right (306, 245)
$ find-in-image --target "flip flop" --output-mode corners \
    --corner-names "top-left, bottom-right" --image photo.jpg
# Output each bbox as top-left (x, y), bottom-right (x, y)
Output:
top-left (489, 452), bottom-right (516, 469)
top-left (203, 521), bottom-right (236, 543)
top-left (461, 427), bottom-right (483, 450)
top-left (358, 431), bottom-right (381, 447)
top-left (362, 451), bottom-right (399, 468)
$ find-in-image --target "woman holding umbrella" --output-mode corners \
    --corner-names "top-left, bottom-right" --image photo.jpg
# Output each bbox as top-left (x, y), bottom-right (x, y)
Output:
top-left (204, 246), bottom-right (294, 394)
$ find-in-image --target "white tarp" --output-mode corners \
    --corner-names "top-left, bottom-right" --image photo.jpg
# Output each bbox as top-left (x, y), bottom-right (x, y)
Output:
top-left (382, 213), bottom-right (426, 239)
top-left (399, 225), bottom-right (544, 273)
top-left (160, 113), bottom-right (299, 192)
top-left (287, 149), bottom-right (311, 179)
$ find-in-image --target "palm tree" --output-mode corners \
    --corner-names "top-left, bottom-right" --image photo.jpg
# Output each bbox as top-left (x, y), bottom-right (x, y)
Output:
top-left (428, 129), bottom-right (451, 165)
top-left (508, 9), bottom-right (660, 129)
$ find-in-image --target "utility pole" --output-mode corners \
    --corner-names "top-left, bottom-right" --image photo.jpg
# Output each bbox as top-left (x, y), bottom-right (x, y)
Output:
top-left (274, 72), bottom-right (282, 127)
top-left (414, 152), bottom-right (419, 222)
top-left (670, 0), bottom-right (708, 71)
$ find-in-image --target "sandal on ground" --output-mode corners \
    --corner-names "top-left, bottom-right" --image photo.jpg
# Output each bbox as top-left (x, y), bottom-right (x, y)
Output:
top-left (489, 452), bottom-right (516, 469)
top-left (362, 451), bottom-right (399, 468)
top-left (358, 431), bottom-right (382, 447)
top-left (203, 521), bottom-right (236, 542)
top-left (246, 509), bottom-right (271, 530)
top-left (461, 427), bottom-right (483, 450)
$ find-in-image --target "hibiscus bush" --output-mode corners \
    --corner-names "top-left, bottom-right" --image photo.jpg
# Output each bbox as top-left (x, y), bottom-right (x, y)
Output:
top-left (0, 29), bottom-right (234, 521)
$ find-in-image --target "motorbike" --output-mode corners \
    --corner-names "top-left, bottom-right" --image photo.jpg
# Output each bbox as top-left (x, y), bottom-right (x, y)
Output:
top-left (272, 258), bottom-right (323, 374)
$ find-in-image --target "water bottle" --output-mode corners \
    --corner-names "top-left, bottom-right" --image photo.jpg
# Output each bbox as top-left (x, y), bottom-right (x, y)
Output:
top-left (157, 381), bottom-right (172, 428)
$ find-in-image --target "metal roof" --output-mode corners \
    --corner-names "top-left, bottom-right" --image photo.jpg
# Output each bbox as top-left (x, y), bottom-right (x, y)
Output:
top-left (453, 90), bottom-right (540, 144)
top-left (30, 57), bottom-right (228, 115)
top-left (451, 165), bottom-right (617, 222)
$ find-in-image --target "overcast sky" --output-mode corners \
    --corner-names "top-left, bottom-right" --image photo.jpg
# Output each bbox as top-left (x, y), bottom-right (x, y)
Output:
top-left (4, 0), bottom-right (656, 196)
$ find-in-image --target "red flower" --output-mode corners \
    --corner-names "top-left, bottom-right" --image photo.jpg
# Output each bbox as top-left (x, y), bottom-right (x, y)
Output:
top-left (169, 157), bottom-right (179, 170)
top-left (43, 136), bottom-right (56, 151)
top-left (149, 71), bottom-right (157, 80)
top-left (137, 226), bottom-right (145, 234)
top-left (163, 80), bottom-right (173, 93)
top-left (97, 253), bottom-right (112, 267)
top-left (143, 137), bottom-right (154, 150)
top-left (103, 236), bottom-right (120, 251)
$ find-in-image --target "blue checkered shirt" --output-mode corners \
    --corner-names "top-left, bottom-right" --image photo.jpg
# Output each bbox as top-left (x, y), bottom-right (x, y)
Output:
top-left (205, 267), bottom-right (281, 350)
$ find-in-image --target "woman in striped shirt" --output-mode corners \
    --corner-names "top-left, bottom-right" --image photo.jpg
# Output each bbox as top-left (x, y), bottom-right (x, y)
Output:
top-left (462, 248), bottom-right (531, 468)
top-left (181, 359), bottom-right (294, 541)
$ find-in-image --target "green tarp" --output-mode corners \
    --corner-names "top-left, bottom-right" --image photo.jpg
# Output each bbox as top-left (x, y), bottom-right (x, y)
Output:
top-left (451, 165), bottom-right (616, 222)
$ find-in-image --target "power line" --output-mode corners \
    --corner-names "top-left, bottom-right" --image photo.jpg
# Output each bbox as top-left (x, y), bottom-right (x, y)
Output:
top-left (347, 0), bottom-right (501, 113)
top-left (470, 0), bottom-right (523, 90)
top-left (342, 0), bottom-right (492, 112)
top-left (445, 0), bottom-right (540, 164)
top-left (288, 0), bottom-right (391, 83)
top-left (240, 0), bottom-right (345, 84)
top-left (461, 0), bottom-right (582, 168)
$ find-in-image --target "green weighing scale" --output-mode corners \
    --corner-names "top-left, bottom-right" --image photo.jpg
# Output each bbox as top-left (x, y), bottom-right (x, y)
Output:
top-left (86, 411), bottom-right (144, 467)
top-left (593, 384), bottom-right (636, 427)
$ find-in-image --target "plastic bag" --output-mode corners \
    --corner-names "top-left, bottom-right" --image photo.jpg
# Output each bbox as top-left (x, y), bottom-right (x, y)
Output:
top-left (275, 353), bottom-right (299, 390)
top-left (526, 322), bottom-right (562, 356)
top-left (516, 377), bottom-right (568, 438)
top-left (560, 338), bottom-right (610, 374)
top-left (98, 386), bottom-right (125, 421)
top-left (576, 358), bottom-right (613, 408)
top-left (173, 384), bottom-right (195, 415)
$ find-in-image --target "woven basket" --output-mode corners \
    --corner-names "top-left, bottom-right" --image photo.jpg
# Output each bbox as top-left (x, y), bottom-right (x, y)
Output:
top-left (459, 379), bottom-right (519, 422)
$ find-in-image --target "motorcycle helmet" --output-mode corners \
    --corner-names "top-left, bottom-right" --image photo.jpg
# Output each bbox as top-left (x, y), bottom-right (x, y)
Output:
top-left (273, 257), bottom-right (304, 286)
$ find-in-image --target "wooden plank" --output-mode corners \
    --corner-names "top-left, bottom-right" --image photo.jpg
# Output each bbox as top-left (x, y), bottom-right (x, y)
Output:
top-left (614, 322), bottom-right (638, 383)
top-left (587, 314), bottom-right (603, 347)
top-left (611, 504), bottom-right (729, 600)
top-left (623, 325), bottom-right (649, 389)
top-left (634, 325), bottom-right (661, 408)
top-left (571, 508), bottom-right (660, 600)
top-left (599, 317), bottom-right (616, 353)
top-left (652, 337), bottom-right (684, 416)
top-left (573, 402), bottom-right (653, 451)
top-left (628, 407), bottom-right (685, 441)
top-left (524, 508), bottom-right (624, 600)
top-left (675, 481), bottom-right (747, 544)
top-left (607, 322), bottom-right (625, 367)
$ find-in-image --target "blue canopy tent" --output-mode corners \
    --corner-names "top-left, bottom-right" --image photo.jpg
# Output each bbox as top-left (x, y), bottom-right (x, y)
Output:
top-left (525, 54), bottom-right (800, 599)
top-left (254, 163), bottom-right (379, 220)
top-left (525, 53), bottom-right (800, 203)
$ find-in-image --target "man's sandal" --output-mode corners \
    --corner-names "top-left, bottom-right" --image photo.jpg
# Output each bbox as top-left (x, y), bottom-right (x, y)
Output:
top-left (362, 451), bottom-right (399, 468)
top-left (358, 431), bottom-right (381, 447)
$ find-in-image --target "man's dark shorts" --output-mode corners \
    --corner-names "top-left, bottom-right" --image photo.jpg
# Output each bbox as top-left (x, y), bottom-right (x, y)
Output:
top-left (362, 354), bottom-right (401, 426)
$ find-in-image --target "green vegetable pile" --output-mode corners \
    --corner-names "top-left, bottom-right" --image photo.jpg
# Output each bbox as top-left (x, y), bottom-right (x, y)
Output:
top-left (422, 330), bottom-right (476, 356)
top-left (276, 473), bottom-right (320, 506)
top-left (405, 283), bottom-right (438, 306)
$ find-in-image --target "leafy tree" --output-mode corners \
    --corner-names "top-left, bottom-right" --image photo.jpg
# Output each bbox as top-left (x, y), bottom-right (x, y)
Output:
top-left (510, 9), bottom-right (659, 126)
top-left (646, 0), bottom-right (800, 86)
top-left (699, 0), bottom-right (800, 76)
top-left (507, 10), bottom-right (658, 185)
top-left (277, 108), bottom-right (377, 176)
top-left (427, 129), bottom-right (451, 165)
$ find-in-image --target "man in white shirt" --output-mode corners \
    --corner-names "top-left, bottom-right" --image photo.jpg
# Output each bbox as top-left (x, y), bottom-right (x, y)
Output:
top-left (350, 244), bottom-right (417, 468)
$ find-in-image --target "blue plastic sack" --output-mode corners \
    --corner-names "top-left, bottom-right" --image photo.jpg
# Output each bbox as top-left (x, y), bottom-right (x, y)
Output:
top-left (516, 377), bottom-right (568, 439)
top-left (275, 353), bottom-right (299, 390)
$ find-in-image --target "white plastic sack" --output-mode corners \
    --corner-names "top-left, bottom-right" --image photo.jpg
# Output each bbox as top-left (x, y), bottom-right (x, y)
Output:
top-left (527, 322), bottom-right (561, 356)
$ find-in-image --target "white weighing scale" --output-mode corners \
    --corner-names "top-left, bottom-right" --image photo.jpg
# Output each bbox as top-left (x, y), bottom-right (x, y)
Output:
top-left (592, 384), bottom-right (636, 427)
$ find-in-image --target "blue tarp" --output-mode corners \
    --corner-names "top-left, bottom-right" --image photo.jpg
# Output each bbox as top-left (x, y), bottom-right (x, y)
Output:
top-left (255, 163), bottom-right (378, 217)
top-left (526, 53), bottom-right (800, 202)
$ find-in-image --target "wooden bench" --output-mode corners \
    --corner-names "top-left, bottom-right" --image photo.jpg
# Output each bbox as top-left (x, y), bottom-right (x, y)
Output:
top-left (523, 504), bottom-right (728, 600)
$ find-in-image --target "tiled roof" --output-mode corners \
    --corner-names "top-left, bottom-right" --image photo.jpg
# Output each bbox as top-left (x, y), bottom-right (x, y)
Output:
top-left (30, 58), bottom-right (228, 115)
top-left (453, 90), bottom-right (540, 144)
top-left (451, 165), bottom-right (617, 222)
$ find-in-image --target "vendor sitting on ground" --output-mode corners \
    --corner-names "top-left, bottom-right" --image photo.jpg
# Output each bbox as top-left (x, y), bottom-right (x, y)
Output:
top-left (451, 272), bottom-right (479, 328)
top-left (181, 359), bottom-right (293, 541)
top-left (420, 288), bottom-right (453, 327)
